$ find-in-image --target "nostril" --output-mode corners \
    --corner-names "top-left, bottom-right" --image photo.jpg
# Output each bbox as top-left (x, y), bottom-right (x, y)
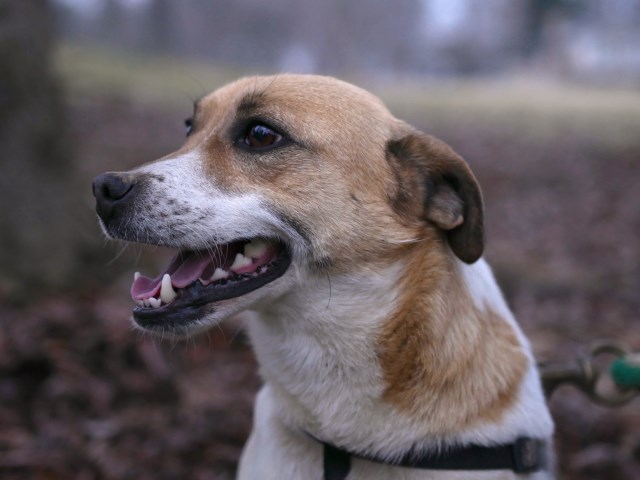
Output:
top-left (93, 173), bottom-right (135, 202)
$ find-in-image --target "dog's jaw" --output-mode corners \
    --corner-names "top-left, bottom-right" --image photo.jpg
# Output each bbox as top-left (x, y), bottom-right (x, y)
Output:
top-left (98, 150), bottom-right (306, 336)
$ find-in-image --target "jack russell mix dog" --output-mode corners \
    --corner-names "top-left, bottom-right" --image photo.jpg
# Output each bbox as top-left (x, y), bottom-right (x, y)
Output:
top-left (93, 75), bottom-right (554, 479)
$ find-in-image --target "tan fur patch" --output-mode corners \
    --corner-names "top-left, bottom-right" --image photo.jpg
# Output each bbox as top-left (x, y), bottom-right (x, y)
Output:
top-left (377, 241), bottom-right (527, 435)
top-left (179, 75), bottom-right (422, 272)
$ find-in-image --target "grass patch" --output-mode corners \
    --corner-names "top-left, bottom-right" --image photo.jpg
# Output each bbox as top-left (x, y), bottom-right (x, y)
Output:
top-left (54, 42), bottom-right (640, 148)
top-left (373, 77), bottom-right (640, 148)
top-left (54, 43), bottom-right (246, 109)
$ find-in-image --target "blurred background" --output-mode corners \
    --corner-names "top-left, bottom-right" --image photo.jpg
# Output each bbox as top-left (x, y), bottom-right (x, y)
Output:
top-left (1, 0), bottom-right (639, 478)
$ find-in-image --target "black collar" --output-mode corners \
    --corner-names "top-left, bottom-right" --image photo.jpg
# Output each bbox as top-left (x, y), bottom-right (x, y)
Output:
top-left (315, 435), bottom-right (546, 480)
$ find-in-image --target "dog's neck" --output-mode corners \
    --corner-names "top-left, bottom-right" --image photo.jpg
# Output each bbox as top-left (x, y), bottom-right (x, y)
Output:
top-left (246, 244), bottom-right (549, 458)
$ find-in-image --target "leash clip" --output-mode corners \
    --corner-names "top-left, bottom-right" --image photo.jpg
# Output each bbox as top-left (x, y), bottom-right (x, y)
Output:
top-left (539, 341), bottom-right (638, 406)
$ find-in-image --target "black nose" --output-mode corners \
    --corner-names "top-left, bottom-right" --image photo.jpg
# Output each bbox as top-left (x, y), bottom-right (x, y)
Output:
top-left (93, 173), bottom-right (136, 224)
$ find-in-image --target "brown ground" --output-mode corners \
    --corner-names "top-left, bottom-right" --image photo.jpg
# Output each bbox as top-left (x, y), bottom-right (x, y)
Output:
top-left (0, 94), bottom-right (638, 479)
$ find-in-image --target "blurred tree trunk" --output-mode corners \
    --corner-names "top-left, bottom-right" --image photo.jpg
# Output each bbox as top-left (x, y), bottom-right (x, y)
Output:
top-left (145, 0), bottom-right (174, 54)
top-left (521, 0), bottom-right (583, 59)
top-left (0, 0), bottom-right (81, 300)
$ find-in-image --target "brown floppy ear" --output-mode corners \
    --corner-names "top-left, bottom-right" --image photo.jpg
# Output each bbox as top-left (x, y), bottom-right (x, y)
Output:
top-left (386, 133), bottom-right (484, 263)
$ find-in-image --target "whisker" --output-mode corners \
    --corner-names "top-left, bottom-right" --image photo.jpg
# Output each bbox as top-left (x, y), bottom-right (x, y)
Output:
top-left (107, 242), bottom-right (130, 265)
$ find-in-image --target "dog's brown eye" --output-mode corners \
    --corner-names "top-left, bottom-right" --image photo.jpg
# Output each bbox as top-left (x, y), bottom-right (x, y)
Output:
top-left (184, 118), bottom-right (193, 136)
top-left (245, 124), bottom-right (282, 149)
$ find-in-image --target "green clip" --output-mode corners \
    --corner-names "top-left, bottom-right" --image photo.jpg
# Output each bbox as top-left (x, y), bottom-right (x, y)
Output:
top-left (610, 354), bottom-right (640, 389)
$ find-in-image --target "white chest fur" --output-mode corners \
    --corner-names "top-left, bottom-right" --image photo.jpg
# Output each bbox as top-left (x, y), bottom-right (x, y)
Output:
top-left (239, 259), bottom-right (554, 479)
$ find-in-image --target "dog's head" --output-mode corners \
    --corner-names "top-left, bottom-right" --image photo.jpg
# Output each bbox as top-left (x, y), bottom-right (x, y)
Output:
top-left (93, 75), bottom-right (483, 336)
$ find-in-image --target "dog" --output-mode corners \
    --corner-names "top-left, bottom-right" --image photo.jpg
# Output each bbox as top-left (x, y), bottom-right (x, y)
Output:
top-left (93, 74), bottom-right (554, 479)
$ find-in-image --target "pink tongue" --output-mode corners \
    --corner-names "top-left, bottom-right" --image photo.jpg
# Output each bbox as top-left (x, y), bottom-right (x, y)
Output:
top-left (130, 251), bottom-right (220, 300)
top-left (171, 253), bottom-right (215, 288)
top-left (130, 275), bottom-right (162, 301)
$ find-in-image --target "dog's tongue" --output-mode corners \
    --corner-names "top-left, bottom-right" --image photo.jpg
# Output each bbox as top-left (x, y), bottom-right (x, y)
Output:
top-left (130, 251), bottom-right (218, 300)
top-left (171, 253), bottom-right (217, 287)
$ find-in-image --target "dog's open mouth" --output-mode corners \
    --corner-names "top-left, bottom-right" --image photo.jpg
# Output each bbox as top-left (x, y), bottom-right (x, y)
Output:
top-left (130, 238), bottom-right (291, 328)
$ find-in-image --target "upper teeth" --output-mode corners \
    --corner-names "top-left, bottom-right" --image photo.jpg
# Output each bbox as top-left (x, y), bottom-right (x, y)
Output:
top-left (244, 239), bottom-right (268, 259)
top-left (230, 253), bottom-right (253, 272)
top-left (160, 273), bottom-right (177, 304)
top-left (135, 274), bottom-right (176, 309)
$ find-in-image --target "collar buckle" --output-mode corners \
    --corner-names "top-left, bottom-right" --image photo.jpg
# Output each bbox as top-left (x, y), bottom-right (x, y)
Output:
top-left (513, 437), bottom-right (544, 473)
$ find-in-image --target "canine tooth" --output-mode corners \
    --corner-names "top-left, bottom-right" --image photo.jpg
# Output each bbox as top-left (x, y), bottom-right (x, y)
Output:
top-left (244, 239), bottom-right (268, 259)
top-left (160, 273), bottom-right (177, 304)
top-left (135, 299), bottom-right (144, 307)
top-left (143, 299), bottom-right (150, 308)
top-left (148, 297), bottom-right (161, 308)
top-left (134, 271), bottom-right (141, 280)
top-left (210, 268), bottom-right (229, 281)
top-left (230, 253), bottom-right (253, 272)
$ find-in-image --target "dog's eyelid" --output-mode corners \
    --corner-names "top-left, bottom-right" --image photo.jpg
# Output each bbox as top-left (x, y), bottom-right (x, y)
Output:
top-left (245, 117), bottom-right (286, 136)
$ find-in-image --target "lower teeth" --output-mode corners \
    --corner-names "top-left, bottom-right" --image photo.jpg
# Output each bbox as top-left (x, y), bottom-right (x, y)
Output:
top-left (137, 260), bottom-right (275, 309)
